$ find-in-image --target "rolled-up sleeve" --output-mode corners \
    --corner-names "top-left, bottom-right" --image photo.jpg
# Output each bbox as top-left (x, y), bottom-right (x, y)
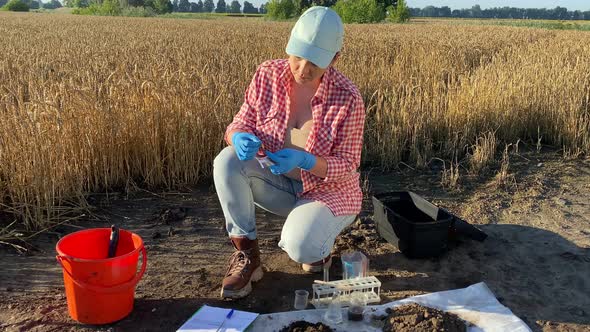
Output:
top-left (323, 94), bottom-right (366, 182)
top-left (224, 67), bottom-right (261, 145)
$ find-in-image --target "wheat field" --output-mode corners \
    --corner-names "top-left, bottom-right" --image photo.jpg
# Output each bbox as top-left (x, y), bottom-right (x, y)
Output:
top-left (0, 13), bottom-right (589, 229)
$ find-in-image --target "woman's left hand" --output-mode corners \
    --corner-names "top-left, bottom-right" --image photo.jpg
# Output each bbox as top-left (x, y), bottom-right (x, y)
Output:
top-left (265, 149), bottom-right (317, 175)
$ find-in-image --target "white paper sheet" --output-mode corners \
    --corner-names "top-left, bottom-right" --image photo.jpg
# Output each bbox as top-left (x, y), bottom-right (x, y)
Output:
top-left (177, 305), bottom-right (259, 332)
top-left (249, 282), bottom-right (531, 332)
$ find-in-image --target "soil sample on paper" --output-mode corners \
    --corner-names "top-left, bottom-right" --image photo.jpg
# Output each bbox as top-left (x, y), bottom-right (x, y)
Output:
top-left (279, 321), bottom-right (334, 332)
top-left (382, 303), bottom-right (466, 332)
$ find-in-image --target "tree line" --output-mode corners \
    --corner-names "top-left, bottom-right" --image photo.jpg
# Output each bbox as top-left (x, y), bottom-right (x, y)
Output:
top-left (62, 0), bottom-right (267, 14)
top-left (1, 0), bottom-right (407, 19)
top-left (3, 0), bottom-right (589, 20)
top-left (0, 0), bottom-right (62, 10)
top-left (0, 0), bottom-right (267, 13)
top-left (167, 0), bottom-right (265, 14)
top-left (265, 0), bottom-right (410, 23)
top-left (411, 5), bottom-right (590, 20)
top-left (1, 0), bottom-right (407, 21)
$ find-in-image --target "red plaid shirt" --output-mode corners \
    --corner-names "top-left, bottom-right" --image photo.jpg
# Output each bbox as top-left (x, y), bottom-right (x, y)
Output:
top-left (225, 59), bottom-right (366, 216)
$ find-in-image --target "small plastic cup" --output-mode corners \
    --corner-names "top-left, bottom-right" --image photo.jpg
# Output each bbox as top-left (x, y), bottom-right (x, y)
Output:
top-left (323, 290), bottom-right (343, 324)
top-left (293, 289), bottom-right (309, 310)
top-left (347, 291), bottom-right (367, 321)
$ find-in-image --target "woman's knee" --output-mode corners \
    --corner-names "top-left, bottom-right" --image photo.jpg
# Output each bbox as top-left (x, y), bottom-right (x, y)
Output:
top-left (279, 222), bottom-right (326, 263)
top-left (279, 201), bottom-right (351, 263)
top-left (280, 238), bottom-right (324, 264)
top-left (213, 146), bottom-right (239, 176)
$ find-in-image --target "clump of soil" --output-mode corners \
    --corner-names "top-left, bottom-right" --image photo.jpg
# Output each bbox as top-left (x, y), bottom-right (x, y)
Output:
top-left (279, 321), bottom-right (334, 332)
top-left (382, 303), bottom-right (466, 332)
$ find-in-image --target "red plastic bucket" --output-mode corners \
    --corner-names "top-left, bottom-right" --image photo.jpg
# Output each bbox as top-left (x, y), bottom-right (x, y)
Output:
top-left (55, 228), bottom-right (147, 325)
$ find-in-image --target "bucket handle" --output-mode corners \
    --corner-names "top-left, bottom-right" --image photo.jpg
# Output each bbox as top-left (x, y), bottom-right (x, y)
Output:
top-left (56, 246), bottom-right (147, 294)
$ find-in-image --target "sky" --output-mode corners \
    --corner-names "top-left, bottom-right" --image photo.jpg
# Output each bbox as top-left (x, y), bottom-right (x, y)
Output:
top-left (246, 1), bottom-right (589, 11)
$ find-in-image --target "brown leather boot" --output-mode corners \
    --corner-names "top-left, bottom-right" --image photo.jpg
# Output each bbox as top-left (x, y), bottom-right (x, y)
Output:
top-left (220, 237), bottom-right (263, 299)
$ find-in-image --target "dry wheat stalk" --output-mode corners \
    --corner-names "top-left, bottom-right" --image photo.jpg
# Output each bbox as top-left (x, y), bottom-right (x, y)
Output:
top-left (0, 13), bottom-right (588, 229)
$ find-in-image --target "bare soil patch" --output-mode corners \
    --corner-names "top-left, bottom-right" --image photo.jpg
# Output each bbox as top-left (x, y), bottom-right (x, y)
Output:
top-left (1, 152), bottom-right (589, 332)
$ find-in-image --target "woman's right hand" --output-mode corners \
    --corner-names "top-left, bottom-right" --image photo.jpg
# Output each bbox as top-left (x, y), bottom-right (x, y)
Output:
top-left (231, 132), bottom-right (262, 161)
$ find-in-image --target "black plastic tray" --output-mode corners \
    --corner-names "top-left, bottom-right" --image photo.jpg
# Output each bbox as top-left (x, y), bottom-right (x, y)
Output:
top-left (372, 191), bottom-right (487, 259)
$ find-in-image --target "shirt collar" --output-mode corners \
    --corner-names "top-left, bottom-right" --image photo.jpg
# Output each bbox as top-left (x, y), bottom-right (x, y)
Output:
top-left (315, 67), bottom-right (334, 103)
top-left (279, 60), bottom-right (292, 84)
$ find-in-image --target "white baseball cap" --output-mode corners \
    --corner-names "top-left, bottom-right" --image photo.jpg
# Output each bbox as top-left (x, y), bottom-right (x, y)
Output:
top-left (285, 6), bottom-right (344, 69)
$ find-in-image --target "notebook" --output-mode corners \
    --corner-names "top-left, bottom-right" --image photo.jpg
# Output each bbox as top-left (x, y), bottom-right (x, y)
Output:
top-left (176, 305), bottom-right (258, 332)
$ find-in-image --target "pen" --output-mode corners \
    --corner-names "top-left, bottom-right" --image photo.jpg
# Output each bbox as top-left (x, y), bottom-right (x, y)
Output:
top-left (215, 309), bottom-right (234, 332)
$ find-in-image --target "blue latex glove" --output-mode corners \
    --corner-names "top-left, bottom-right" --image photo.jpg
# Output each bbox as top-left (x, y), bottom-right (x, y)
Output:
top-left (265, 149), bottom-right (317, 175)
top-left (231, 132), bottom-right (261, 161)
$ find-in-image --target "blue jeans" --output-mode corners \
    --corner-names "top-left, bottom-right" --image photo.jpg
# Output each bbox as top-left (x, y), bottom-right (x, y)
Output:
top-left (213, 146), bottom-right (356, 264)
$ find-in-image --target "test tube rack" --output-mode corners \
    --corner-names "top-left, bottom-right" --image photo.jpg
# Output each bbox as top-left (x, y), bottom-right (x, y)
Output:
top-left (311, 276), bottom-right (381, 309)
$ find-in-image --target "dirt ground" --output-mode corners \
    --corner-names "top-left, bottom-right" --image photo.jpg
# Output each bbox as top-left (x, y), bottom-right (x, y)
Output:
top-left (0, 150), bottom-right (589, 332)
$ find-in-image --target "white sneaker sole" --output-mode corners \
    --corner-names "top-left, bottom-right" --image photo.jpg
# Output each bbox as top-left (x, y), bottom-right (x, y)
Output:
top-left (302, 257), bottom-right (332, 273)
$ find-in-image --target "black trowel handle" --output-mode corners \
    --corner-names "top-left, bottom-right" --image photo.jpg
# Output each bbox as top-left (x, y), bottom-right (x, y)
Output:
top-left (108, 225), bottom-right (120, 258)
